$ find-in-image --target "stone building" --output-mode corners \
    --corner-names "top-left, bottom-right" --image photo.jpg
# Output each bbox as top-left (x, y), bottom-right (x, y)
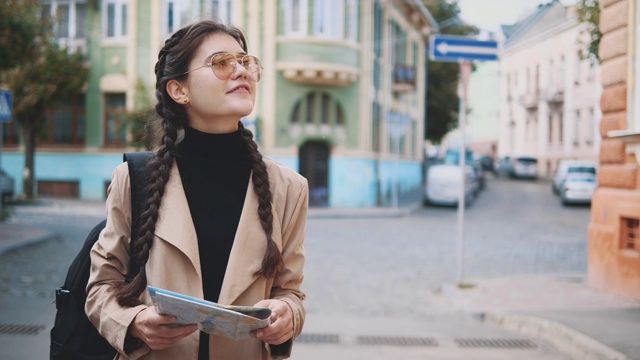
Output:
top-left (588, 0), bottom-right (640, 299)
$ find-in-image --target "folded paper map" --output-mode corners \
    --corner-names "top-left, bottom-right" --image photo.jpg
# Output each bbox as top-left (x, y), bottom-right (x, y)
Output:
top-left (147, 286), bottom-right (271, 340)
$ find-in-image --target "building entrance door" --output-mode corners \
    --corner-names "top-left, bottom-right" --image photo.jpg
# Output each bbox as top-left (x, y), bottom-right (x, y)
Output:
top-left (299, 141), bottom-right (330, 207)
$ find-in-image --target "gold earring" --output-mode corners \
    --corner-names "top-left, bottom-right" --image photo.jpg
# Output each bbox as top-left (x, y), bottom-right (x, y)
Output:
top-left (183, 98), bottom-right (189, 103)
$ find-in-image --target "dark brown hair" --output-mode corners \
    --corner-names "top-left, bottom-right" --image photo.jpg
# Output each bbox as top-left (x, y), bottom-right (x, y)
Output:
top-left (115, 20), bottom-right (282, 307)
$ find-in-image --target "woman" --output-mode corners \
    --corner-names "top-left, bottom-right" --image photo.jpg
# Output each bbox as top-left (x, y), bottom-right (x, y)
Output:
top-left (86, 20), bottom-right (308, 360)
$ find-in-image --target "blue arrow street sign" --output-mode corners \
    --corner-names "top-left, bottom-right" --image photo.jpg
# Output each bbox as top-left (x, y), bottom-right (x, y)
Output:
top-left (430, 35), bottom-right (498, 62)
top-left (0, 89), bottom-right (12, 123)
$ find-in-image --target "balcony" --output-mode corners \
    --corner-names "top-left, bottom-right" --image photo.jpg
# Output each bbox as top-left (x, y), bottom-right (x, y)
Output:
top-left (392, 64), bottom-right (417, 93)
top-left (278, 62), bottom-right (359, 87)
top-left (519, 92), bottom-right (539, 109)
top-left (56, 38), bottom-right (88, 57)
top-left (543, 88), bottom-right (564, 104)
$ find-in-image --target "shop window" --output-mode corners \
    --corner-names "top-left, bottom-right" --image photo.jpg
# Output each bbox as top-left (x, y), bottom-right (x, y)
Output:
top-left (621, 217), bottom-right (639, 252)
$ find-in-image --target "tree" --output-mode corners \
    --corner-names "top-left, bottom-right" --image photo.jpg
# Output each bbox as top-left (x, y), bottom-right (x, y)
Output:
top-left (1, 12), bottom-right (88, 198)
top-left (423, 0), bottom-right (478, 144)
top-left (576, 0), bottom-right (601, 62)
top-left (0, 0), bottom-right (40, 71)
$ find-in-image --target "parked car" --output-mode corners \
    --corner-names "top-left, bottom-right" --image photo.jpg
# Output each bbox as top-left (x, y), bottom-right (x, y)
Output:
top-left (443, 149), bottom-right (485, 192)
top-left (553, 160), bottom-right (598, 195)
top-left (1, 169), bottom-right (15, 204)
top-left (424, 163), bottom-right (477, 206)
top-left (560, 173), bottom-right (597, 205)
top-left (512, 156), bottom-right (538, 179)
top-left (494, 156), bottom-right (514, 177)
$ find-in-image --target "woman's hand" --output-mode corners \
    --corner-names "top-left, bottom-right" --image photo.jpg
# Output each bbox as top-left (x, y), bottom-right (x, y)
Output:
top-left (250, 299), bottom-right (293, 345)
top-left (128, 306), bottom-right (198, 350)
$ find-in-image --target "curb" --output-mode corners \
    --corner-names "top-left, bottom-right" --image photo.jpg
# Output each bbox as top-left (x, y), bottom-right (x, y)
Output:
top-left (439, 282), bottom-right (631, 360)
top-left (483, 313), bottom-right (630, 360)
top-left (0, 226), bottom-right (58, 256)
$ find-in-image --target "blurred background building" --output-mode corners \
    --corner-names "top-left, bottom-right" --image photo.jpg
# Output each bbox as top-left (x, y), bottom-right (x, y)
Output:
top-left (496, 0), bottom-right (601, 178)
top-left (1, 0), bottom-right (437, 208)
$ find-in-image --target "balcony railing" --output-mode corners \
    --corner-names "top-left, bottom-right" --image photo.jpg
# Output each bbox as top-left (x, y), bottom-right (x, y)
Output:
top-left (56, 38), bottom-right (88, 56)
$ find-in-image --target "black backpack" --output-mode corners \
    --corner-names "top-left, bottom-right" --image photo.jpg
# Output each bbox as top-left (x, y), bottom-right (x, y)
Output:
top-left (50, 152), bottom-right (152, 360)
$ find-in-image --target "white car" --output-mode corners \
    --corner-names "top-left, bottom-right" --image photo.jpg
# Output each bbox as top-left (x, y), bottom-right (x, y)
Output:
top-left (424, 164), bottom-right (477, 206)
top-left (512, 157), bottom-right (538, 179)
top-left (560, 173), bottom-right (597, 205)
top-left (553, 160), bottom-right (598, 195)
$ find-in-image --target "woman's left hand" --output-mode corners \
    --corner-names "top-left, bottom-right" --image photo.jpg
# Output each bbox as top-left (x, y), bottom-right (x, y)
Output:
top-left (250, 299), bottom-right (293, 345)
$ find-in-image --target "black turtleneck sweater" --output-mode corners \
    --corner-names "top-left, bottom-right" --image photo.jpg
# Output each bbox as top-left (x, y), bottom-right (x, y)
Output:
top-left (175, 126), bottom-right (251, 360)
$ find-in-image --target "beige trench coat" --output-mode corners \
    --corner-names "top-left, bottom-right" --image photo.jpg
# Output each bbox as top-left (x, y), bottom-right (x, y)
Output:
top-left (86, 158), bottom-right (308, 360)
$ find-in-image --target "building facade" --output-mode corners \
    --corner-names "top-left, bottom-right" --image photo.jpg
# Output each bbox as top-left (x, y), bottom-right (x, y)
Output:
top-left (588, 0), bottom-right (640, 299)
top-left (498, 0), bottom-right (602, 178)
top-left (1, 0), bottom-right (437, 207)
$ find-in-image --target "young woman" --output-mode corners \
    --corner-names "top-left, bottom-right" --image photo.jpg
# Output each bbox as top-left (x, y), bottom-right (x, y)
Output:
top-left (86, 20), bottom-right (308, 360)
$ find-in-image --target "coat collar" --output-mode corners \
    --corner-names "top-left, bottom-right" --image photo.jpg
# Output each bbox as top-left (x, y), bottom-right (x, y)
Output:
top-left (152, 162), bottom-right (283, 305)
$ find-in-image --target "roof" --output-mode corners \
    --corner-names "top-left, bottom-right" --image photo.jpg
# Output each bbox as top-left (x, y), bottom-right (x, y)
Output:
top-left (502, 0), bottom-right (571, 47)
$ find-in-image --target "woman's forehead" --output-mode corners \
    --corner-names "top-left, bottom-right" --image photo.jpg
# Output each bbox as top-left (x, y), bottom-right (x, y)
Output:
top-left (196, 33), bottom-right (245, 58)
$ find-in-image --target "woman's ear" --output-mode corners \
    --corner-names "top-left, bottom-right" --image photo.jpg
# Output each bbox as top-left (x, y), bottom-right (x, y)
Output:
top-left (166, 80), bottom-right (189, 104)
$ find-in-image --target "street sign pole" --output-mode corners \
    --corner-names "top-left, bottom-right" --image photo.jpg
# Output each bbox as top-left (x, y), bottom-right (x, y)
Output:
top-left (456, 60), bottom-right (472, 285)
top-left (429, 35), bottom-right (497, 286)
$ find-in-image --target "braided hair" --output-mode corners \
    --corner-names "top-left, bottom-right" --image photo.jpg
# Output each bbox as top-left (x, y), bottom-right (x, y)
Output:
top-left (114, 20), bottom-right (281, 307)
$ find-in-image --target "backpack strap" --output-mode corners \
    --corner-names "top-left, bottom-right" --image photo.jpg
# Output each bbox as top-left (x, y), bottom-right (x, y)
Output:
top-left (123, 151), bottom-right (153, 283)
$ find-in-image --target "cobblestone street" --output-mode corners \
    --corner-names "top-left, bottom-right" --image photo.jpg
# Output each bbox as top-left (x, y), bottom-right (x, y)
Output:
top-left (0, 176), bottom-right (600, 359)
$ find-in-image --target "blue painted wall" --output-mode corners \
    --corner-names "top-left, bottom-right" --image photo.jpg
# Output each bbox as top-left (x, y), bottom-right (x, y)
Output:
top-left (2, 153), bottom-right (123, 200)
top-left (273, 155), bottom-right (423, 208)
top-left (3, 153), bottom-right (423, 207)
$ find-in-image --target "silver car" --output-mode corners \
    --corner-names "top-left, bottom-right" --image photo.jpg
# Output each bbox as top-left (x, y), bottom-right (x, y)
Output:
top-left (560, 173), bottom-right (597, 205)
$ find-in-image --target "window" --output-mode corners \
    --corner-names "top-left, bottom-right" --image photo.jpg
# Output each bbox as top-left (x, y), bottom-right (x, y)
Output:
top-left (41, 95), bottom-right (86, 145)
top-left (104, 93), bottom-right (127, 146)
top-left (372, 102), bottom-right (381, 152)
top-left (558, 56), bottom-right (565, 90)
top-left (574, 110), bottom-right (581, 146)
top-left (588, 108), bottom-right (596, 145)
top-left (391, 21), bottom-right (406, 66)
top-left (575, 55), bottom-right (582, 85)
top-left (336, 103), bottom-right (345, 125)
top-left (321, 93), bottom-right (330, 124)
top-left (162, 1), bottom-right (195, 38)
top-left (284, 0), bottom-right (307, 36)
top-left (620, 217), bottom-right (639, 251)
top-left (306, 93), bottom-right (315, 124)
top-left (211, 0), bottom-right (233, 24)
top-left (1, 122), bottom-right (20, 147)
top-left (314, 0), bottom-right (344, 39)
top-left (548, 114), bottom-right (553, 144)
top-left (103, 0), bottom-right (127, 40)
top-left (548, 59), bottom-right (555, 93)
top-left (345, 0), bottom-right (358, 42)
top-left (40, 0), bottom-right (87, 39)
top-left (291, 101), bottom-right (301, 124)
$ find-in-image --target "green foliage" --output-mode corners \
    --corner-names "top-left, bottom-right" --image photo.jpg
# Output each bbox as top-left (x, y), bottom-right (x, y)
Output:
top-left (125, 80), bottom-right (156, 150)
top-left (423, 0), bottom-right (479, 143)
top-left (577, 0), bottom-right (601, 62)
top-left (0, 0), bottom-right (41, 71)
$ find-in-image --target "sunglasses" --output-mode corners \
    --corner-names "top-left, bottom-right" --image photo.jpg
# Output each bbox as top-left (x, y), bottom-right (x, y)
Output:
top-left (185, 52), bottom-right (263, 82)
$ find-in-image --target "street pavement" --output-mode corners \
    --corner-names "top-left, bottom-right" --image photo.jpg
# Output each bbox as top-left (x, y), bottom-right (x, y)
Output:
top-left (1, 188), bottom-right (639, 360)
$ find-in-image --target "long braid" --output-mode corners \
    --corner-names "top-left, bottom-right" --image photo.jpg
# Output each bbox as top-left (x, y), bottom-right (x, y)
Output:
top-left (114, 32), bottom-right (184, 307)
top-left (238, 122), bottom-right (283, 277)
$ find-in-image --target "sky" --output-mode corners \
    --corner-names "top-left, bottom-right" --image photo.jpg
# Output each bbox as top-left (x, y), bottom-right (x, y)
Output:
top-left (456, 0), bottom-right (577, 35)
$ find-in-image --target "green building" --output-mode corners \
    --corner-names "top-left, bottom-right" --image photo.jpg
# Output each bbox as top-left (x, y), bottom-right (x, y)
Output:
top-left (2, 0), bottom-right (437, 208)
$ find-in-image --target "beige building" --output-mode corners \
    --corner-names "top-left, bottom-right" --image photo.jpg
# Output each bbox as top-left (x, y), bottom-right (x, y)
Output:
top-left (499, 0), bottom-right (602, 178)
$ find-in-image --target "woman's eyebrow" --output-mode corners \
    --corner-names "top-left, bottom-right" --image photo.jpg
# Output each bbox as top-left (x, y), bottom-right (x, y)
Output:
top-left (207, 50), bottom-right (248, 58)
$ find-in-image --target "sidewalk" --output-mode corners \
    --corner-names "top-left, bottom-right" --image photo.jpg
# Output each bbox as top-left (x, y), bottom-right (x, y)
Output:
top-left (436, 276), bottom-right (640, 360)
top-left (2, 192), bottom-right (640, 359)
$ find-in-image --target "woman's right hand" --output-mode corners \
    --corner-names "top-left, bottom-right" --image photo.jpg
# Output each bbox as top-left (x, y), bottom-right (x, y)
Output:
top-left (129, 306), bottom-right (199, 350)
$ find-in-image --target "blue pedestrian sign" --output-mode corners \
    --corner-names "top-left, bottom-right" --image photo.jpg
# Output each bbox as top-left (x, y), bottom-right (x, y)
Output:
top-left (0, 89), bottom-right (12, 123)
top-left (430, 35), bottom-right (498, 62)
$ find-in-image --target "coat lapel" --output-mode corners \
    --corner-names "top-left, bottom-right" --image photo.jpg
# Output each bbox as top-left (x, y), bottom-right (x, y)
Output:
top-left (218, 178), bottom-right (284, 305)
top-left (153, 163), bottom-right (202, 278)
